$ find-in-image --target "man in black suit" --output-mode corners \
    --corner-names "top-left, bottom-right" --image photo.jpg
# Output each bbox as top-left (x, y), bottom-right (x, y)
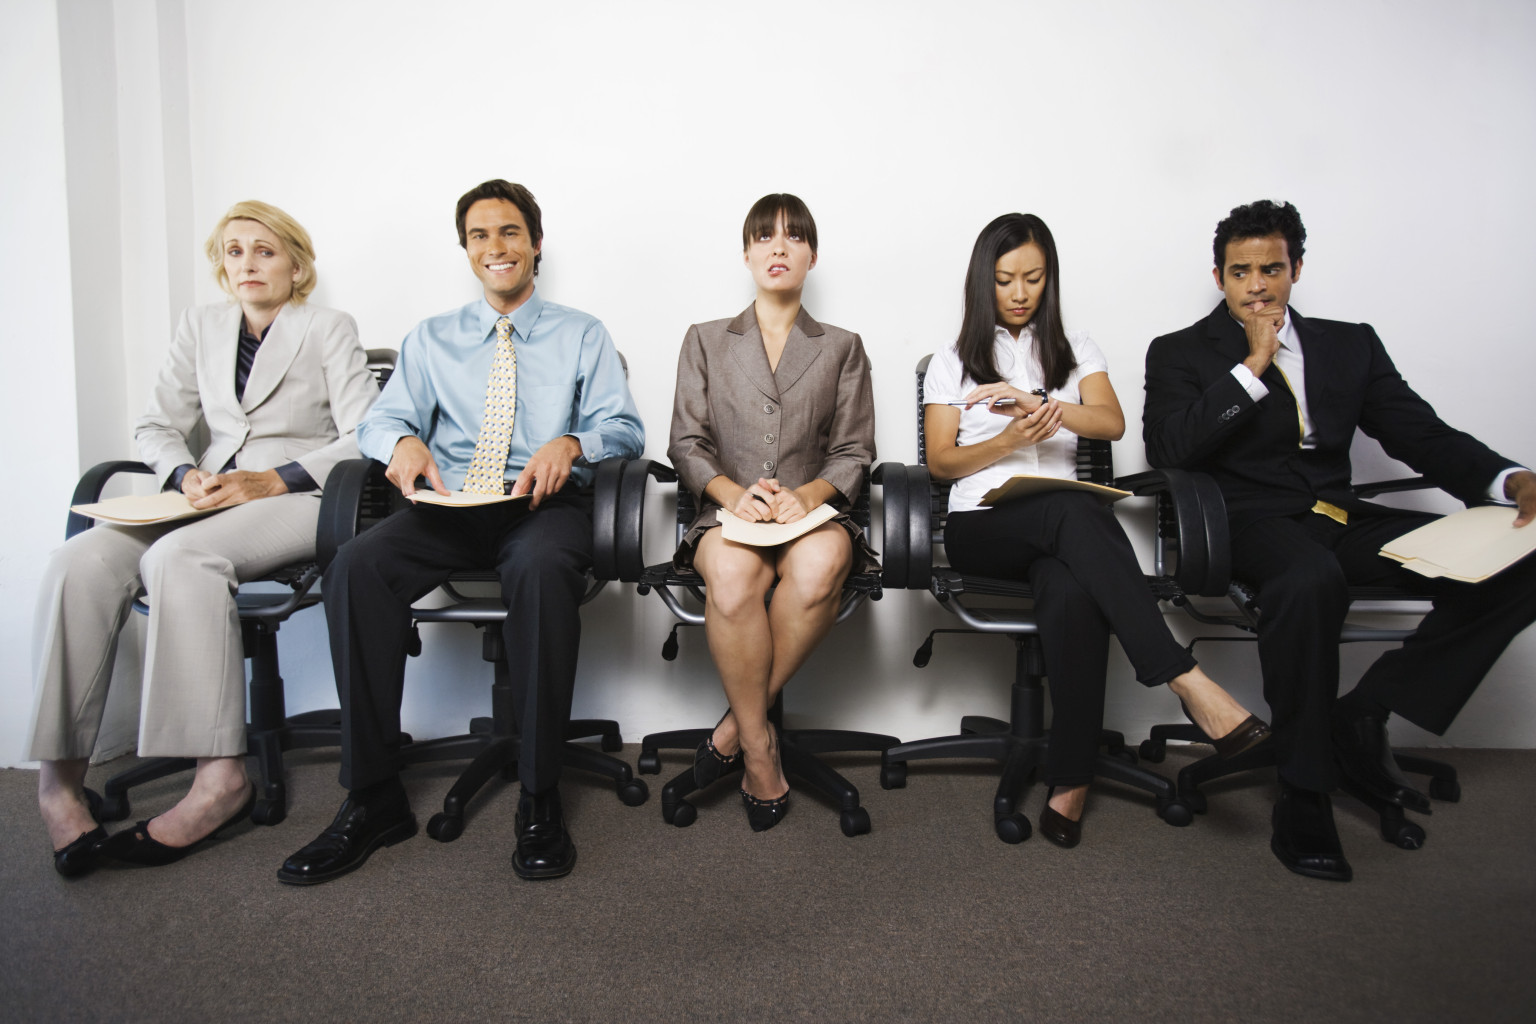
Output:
top-left (1143, 200), bottom-right (1536, 882)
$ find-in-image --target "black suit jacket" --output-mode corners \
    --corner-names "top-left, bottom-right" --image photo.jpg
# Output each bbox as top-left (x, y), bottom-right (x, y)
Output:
top-left (1143, 303), bottom-right (1515, 534)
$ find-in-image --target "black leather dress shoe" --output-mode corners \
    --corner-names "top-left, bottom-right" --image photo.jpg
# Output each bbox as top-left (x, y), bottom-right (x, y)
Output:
top-left (512, 786), bottom-right (576, 880)
top-left (1332, 708), bottom-right (1431, 813)
top-left (1271, 784), bottom-right (1352, 882)
top-left (277, 783), bottom-right (417, 886)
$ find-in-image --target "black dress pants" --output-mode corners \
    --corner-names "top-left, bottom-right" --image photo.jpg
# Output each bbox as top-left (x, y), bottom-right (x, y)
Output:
top-left (325, 493), bottom-right (593, 793)
top-left (1230, 509), bottom-right (1536, 792)
top-left (945, 490), bottom-right (1196, 786)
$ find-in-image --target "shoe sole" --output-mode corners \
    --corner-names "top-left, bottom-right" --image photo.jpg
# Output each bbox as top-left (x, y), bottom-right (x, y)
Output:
top-left (1270, 835), bottom-right (1353, 882)
top-left (275, 816), bottom-right (419, 886)
top-left (512, 846), bottom-right (576, 881)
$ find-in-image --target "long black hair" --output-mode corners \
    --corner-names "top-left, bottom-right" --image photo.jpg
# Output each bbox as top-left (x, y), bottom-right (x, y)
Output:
top-left (956, 213), bottom-right (1075, 391)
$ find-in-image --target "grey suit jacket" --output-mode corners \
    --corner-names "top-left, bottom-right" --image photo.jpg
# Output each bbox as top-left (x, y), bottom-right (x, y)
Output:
top-left (135, 301), bottom-right (378, 491)
top-left (668, 305), bottom-right (875, 544)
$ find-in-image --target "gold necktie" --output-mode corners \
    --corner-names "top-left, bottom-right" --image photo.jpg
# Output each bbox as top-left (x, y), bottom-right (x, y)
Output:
top-left (1274, 360), bottom-right (1348, 525)
top-left (462, 315), bottom-right (517, 494)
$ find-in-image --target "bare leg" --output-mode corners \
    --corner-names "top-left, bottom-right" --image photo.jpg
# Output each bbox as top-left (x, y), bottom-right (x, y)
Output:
top-left (38, 758), bottom-right (96, 852)
top-left (1048, 783), bottom-right (1089, 822)
top-left (143, 756), bottom-right (251, 848)
top-left (693, 533), bottom-right (785, 802)
top-left (1168, 665), bottom-right (1261, 739)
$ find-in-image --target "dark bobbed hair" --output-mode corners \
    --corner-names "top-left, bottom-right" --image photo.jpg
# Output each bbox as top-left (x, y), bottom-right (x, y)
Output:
top-left (742, 193), bottom-right (818, 254)
top-left (956, 213), bottom-right (1076, 392)
top-left (1213, 200), bottom-right (1306, 276)
top-left (455, 179), bottom-right (543, 274)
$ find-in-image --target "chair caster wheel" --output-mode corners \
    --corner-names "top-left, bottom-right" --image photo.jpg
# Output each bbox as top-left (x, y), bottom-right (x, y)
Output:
top-left (995, 812), bottom-right (1031, 844)
top-left (97, 793), bottom-right (131, 822)
top-left (1138, 739), bottom-right (1166, 763)
top-left (1382, 818), bottom-right (1426, 850)
top-left (618, 779), bottom-right (649, 806)
top-left (251, 799), bottom-right (286, 826)
top-left (637, 751), bottom-right (661, 775)
top-left (667, 800), bottom-right (697, 828)
top-left (840, 807), bottom-right (871, 837)
top-left (879, 760), bottom-right (907, 790)
top-left (1158, 800), bottom-right (1193, 827)
top-left (1429, 777), bottom-right (1460, 802)
top-left (426, 812), bottom-right (464, 842)
top-left (601, 732), bottom-right (623, 753)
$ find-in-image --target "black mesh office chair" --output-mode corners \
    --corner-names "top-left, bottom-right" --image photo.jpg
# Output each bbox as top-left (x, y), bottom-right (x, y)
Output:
top-left (874, 355), bottom-right (1191, 844)
top-left (619, 460), bottom-right (896, 837)
top-left (1121, 466), bottom-right (1461, 850)
top-left (82, 349), bottom-right (397, 826)
top-left (312, 454), bottom-right (649, 844)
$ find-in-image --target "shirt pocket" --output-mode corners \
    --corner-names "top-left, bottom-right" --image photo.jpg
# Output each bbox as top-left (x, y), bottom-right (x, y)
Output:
top-left (518, 384), bottom-right (576, 446)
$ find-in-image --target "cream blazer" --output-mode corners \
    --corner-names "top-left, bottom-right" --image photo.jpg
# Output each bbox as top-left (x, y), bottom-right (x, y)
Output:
top-left (135, 301), bottom-right (378, 491)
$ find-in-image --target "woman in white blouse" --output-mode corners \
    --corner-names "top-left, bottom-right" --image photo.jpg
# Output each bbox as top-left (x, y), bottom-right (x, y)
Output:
top-left (923, 213), bottom-right (1269, 848)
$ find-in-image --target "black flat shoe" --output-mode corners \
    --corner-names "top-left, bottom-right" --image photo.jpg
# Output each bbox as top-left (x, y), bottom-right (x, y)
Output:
top-left (1038, 788), bottom-right (1082, 849)
top-left (512, 786), bottom-right (577, 881)
top-left (1180, 700), bottom-right (1272, 759)
top-left (277, 780), bottom-right (417, 886)
top-left (740, 787), bottom-right (790, 832)
top-left (1271, 783), bottom-right (1352, 883)
top-left (53, 826), bottom-right (108, 878)
top-left (694, 713), bottom-right (744, 789)
top-left (1331, 707), bottom-right (1431, 813)
top-left (96, 785), bottom-right (256, 868)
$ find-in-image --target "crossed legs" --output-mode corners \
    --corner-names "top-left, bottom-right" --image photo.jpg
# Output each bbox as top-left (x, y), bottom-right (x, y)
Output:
top-left (692, 523), bottom-right (853, 803)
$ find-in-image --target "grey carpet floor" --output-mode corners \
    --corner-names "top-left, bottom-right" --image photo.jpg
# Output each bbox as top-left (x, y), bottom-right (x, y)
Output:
top-left (3, 746), bottom-right (1533, 1024)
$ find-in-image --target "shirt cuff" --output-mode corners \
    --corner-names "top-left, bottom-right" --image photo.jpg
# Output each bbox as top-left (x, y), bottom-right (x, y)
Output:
top-left (276, 461), bottom-right (319, 494)
top-left (1229, 363), bottom-right (1269, 403)
top-left (570, 430), bottom-right (601, 464)
top-left (1489, 467), bottom-right (1531, 504)
top-left (165, 464), bottom-right (196, 493)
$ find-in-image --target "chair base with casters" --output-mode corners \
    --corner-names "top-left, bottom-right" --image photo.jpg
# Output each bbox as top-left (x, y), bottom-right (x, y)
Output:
top-left (1123, 467), bottom-right (1464, 851)
top-left (397, 603), bottom-right (649, 843)
top-left (622, 460), bottom-right (896, 838)
top-left (68, 462), bottom-right (342, 828)
top-left (877, 568), bottom-right (1194, 844)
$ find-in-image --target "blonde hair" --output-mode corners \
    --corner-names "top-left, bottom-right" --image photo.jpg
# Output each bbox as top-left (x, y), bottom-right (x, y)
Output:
top-left (204, 200), bottom-right (317, 303)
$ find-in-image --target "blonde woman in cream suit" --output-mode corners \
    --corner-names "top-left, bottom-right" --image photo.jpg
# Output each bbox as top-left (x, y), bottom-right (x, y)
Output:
top-left (668, 193), bottom-right (876, 832)
top-left (30, 200), bottom-right (378, 875)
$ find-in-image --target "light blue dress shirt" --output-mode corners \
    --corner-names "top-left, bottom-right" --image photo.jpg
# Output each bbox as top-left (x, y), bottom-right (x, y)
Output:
top-left (358, 289), bottom-right (645, 490)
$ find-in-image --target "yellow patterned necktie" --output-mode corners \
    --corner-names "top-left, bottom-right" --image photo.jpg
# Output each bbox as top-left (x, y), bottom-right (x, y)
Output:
top-left (1274, 358), bottom-right (1348, 525)
top-left (462, 315), bottom-right (517, 493)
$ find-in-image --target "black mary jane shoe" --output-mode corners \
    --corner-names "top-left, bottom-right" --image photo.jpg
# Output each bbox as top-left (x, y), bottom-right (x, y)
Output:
top-left (1180, 700), bottom-right (1272, 760)
top-left (53, 826), bottom-right (109, 878)
top-left (740, 787), bottom-right (790, 832)
top-left (96, 785), bottom-right (256, 868)
top-left (1038, 788), bottom-right (1083, 849)
top-left (694, 712), bottom-right (744, 789)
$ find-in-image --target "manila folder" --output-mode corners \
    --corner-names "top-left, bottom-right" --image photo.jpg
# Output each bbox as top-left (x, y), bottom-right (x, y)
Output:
top-left (70, 491), bottom-right (218, 526)
top-left (1379, 505), bottom-right (1536, 583)
top-left (979, 474), bottom-right (1131, 507)
top-left (718, 502), bottom-right (840, 547)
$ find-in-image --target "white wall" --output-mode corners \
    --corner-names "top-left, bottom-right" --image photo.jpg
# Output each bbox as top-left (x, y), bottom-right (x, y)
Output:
top-left (4, 0), bottom-right (1535, 768)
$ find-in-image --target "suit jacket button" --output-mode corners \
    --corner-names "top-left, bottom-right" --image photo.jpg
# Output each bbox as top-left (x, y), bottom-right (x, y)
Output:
top-left (763, 403), bottom-right (776, 414)
top-left (763, 460), bottom-right (774, 472)
top-left (764, 433), bottom-right (775, 444)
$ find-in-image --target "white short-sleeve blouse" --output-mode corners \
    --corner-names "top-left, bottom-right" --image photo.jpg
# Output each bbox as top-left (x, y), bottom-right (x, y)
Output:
top-left (923, 324), bottom-right (1109, 514)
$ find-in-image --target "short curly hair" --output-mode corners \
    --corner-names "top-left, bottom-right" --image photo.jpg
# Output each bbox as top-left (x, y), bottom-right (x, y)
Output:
top-left (1213, 200), bottom-right (1306, 277)
top-left (205, 200), bottom-right (317, 303)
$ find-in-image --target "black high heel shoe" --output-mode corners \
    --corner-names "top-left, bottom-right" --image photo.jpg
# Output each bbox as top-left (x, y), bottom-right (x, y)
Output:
top-left (740, 787), bottom-right (791, 832)
top-left (694, 710), bottom-right (743, 788)
top-left (1180, 700), bottom-right (1271, 759)
top-left (49, 786), bottom-right (110, 878)
top-left (97, 785), bottom-right (256, 868)
top-left (1038, 787), bottom-right (1082, 849)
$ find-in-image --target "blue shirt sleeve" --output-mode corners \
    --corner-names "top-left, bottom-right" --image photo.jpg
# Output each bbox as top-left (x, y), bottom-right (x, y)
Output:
top-left (569, 319), bottom-right (645, 463)
top-left (357, 325), bottom-right (439, 465)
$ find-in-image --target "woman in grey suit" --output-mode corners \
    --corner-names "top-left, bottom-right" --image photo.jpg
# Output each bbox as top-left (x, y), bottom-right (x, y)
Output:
top-left (668, 194), bottom-right (876, 831)
top-left (31, 200), bottom-right (378, 874)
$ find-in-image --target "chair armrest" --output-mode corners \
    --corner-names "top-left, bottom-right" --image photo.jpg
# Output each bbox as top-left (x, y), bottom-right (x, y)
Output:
top-left (317, 458), bottom-right (386, 571)
top-left (609, 460), bottom-right (677, 583)
top-left (1353, 475), bottom-right (1433, 499)
top-left (877, 462), bottom-right (933, 590)
top-left (1118, 467), bottom-right (1231, 597)
top-left (66, 460), bottom-right (155, 539)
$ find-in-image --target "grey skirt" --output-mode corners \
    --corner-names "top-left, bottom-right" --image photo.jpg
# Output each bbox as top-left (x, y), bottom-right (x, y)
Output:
top-left (672, 504), bottom-right (882, 575)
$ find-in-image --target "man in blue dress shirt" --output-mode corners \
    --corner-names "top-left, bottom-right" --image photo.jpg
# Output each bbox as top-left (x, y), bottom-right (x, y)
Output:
top-left (279, 180), bottom-right (644, 884)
